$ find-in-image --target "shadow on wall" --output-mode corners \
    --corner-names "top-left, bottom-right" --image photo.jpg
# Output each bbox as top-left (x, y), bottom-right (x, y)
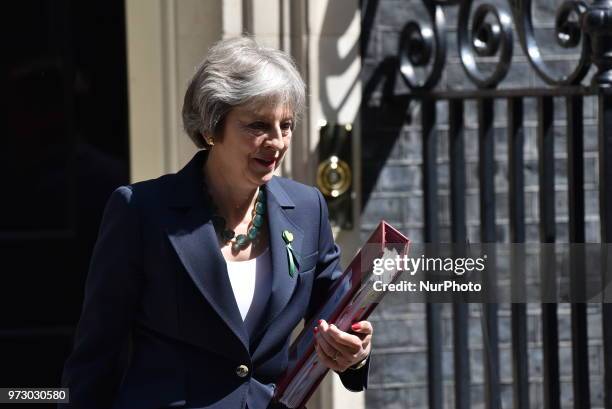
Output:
top-left (359, 0), bottom-right (411, 208)
top-left (317, 0), bottom-right (360, 120)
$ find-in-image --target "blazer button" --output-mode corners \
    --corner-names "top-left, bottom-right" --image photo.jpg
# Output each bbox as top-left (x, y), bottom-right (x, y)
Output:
top-left (236, 364), bottom-right (249, 378)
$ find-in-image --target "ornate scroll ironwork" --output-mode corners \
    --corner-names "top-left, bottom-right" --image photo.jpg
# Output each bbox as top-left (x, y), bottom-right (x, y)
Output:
top-left (511, 0), bottom-right (590, 85)
top-left (397, 0), bottom-right (612, 90)
top-left (458, 0), bottom-right (514, 88)
top-left (398, 1), bottom-right (447, 90)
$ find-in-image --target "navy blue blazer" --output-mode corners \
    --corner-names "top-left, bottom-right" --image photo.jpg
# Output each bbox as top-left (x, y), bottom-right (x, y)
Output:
top-left (60, 150), bottom-right (369, 409)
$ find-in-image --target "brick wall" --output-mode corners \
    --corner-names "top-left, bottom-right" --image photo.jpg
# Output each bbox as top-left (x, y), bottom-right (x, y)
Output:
top-left (360, 0), bottom-right (604, 407)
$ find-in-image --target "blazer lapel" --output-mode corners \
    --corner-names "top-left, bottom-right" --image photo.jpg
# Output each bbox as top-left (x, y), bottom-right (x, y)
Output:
top-left (165, 150), bottom-right (248, 352)
top-left (254, 178), bottom-right (304, 338)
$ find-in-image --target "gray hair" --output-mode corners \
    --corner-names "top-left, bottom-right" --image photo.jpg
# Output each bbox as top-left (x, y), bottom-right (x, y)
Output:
top-left (182, 36), bottom-right (306, 148)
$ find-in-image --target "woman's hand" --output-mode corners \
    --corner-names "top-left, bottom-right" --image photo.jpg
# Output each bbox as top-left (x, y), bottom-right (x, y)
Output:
top-left (313, 319), bottom-right (372, 373)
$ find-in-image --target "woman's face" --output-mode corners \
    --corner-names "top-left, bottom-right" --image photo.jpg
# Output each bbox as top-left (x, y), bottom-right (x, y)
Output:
top-left (210, 103), bottom-right (293, 189)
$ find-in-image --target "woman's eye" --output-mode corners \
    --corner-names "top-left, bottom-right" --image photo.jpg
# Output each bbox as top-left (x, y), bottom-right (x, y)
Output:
top-left (249, 122), bottom-right (267, 130)
top-left (281, 122), bottom-right (293, 131)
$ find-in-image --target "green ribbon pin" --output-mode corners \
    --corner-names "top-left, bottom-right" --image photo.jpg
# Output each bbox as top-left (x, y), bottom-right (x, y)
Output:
top-left (282, 230), bottom-right (300, 278)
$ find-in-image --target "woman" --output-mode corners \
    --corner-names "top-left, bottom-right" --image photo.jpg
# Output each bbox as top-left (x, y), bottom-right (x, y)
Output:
top-left (60, 36), bottom-right (372, 409)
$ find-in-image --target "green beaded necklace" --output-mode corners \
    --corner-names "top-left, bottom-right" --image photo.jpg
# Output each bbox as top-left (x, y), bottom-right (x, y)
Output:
top-left (203, 182), bottom-right (266, 251)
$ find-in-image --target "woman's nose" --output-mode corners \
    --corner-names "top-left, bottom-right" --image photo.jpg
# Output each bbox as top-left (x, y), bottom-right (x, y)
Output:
top-left (265, 125), bottom-right (285, 150)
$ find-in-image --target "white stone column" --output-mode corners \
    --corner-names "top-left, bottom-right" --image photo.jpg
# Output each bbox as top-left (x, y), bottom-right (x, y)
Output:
top-left (125, 0), bottom-right (225, 180)
top-left (304, 2), bottom-right (364, 408)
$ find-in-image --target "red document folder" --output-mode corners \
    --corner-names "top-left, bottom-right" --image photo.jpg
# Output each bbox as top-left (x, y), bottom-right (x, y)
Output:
top-left (272, 221), bottom-right (410, 408)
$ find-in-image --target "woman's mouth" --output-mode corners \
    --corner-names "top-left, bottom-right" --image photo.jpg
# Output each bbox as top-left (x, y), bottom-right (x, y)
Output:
top-left (253, 157), bottom-right (276, 169)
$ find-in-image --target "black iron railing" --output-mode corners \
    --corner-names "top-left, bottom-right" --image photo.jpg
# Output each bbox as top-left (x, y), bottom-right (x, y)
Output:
top-left (362, 0), bottom-right (612, 408)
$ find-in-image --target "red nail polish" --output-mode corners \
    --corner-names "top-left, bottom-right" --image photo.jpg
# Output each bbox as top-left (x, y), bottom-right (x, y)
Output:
top-left (318, 319), bottom-right (323, 325)
top-left (313, 326), bottom-right (318, 334)
top-left (351, 323), bottom-right (360, 331)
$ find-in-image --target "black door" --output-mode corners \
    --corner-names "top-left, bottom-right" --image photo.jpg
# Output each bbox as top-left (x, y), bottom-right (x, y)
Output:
top-left (0, 1), bottom-right (129, 405)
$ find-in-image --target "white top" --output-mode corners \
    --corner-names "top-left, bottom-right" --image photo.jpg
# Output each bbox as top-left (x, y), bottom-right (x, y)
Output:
top-left (225, 247), bottom-right (271, 321)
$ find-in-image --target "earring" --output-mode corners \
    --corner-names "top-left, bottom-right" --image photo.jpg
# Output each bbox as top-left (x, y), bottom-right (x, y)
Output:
top-left (205, 136), bottom-right (215, 147)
